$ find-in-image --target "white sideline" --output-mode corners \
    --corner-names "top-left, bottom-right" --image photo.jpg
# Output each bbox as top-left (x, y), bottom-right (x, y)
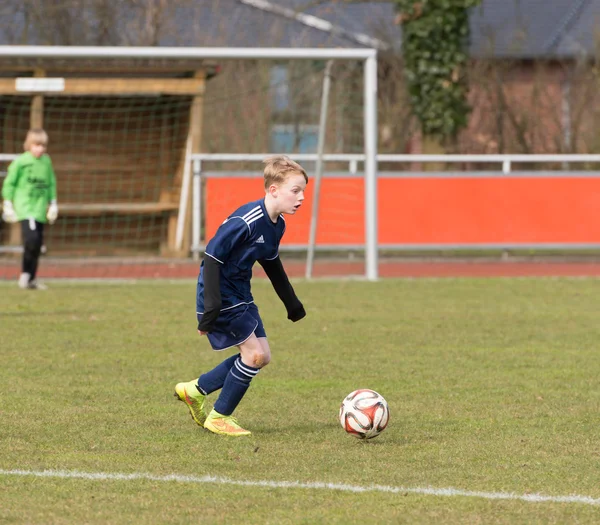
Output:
top-left (1, 468), bottom-right (599, 507)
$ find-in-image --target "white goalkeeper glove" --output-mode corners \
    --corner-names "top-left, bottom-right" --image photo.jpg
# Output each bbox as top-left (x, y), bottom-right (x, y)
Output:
top-left (2, 200), bottom-right (17, 223)
top-left (46, 201), bottom-right (59, 224)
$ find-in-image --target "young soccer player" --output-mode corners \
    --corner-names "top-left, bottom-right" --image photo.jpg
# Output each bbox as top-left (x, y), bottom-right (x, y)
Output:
top-left (175, 155), bottom-right (308, 437)
top-left (1, 128), bottom-right (58, 290)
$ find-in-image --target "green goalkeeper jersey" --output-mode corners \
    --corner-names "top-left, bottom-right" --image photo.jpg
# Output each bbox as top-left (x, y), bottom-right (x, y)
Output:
top-left (2, 151), bottom-right (57, 223)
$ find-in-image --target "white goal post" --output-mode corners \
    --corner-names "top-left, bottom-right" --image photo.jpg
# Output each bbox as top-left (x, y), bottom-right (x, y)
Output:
top-left (0, 45), bottom-right (379, 281)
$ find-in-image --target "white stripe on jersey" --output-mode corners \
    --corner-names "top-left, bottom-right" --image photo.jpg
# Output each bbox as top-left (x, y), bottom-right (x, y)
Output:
top-left (227, 216), bottom-right (252, 233)
top-left (242, 206), bottom-right (261, 220)
top-left (246, 213), bottom-right (264, 225)
top-left (204, 252), bottom-right (224, 264)
top-left (243, 210), bottom-right (263, 224)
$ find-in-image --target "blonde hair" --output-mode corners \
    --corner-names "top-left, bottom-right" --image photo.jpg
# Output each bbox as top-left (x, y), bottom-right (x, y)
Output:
top-left (263, 155), bottom-right (308, 190)
top-left (24, 128), bottom-right (48, 151)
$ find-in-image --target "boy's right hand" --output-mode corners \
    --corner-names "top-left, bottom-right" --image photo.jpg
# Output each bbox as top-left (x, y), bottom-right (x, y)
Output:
top-left (197, 306), bottom-right (220, 334)
top-left (1, 200), bottom-right (17, 223)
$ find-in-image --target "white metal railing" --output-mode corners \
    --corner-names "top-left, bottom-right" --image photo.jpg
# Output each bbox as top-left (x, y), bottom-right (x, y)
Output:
top-left (377, 154), bottom-right (600, 175)
top-left (5, 152), bottom-right (600, 169)
top-left (189, 153), bottom-right (600, 175)
top-left (187, 153), bottom-right (600, 278)
top-left (187, 152), bottom-right (600, 261)
top-left (4, 153), bottom-right (600, 271)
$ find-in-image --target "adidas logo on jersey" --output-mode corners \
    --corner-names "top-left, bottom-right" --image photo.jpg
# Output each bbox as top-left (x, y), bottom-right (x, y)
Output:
top-left (255, 235), bottom-right (265, 244)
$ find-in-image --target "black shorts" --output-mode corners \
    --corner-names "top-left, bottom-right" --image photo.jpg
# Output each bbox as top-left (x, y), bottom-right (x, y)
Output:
top-left (198, 303), bottom-right (266, 351)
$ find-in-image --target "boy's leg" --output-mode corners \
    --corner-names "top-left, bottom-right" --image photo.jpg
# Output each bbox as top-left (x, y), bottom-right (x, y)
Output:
top-left (28, 222), bottom-right (44, 284)
top-left (198, 353), bottom-right (239, 394)
top-left (174, 353), bottom-right (239, 426)
top-left (205, 335), bottom-right (270, 437)
top-left (20, 220), bottom-right (43, 288)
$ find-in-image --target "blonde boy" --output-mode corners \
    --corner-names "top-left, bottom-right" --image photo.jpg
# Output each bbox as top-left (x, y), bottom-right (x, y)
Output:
top-left (175, 155), bottom-right (308, 436)
top-left (1, 129), bottom-right (58, 289)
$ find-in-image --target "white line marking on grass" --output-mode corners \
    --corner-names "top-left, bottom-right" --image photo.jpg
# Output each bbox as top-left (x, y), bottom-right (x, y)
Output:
top-left (1, 469), bottom-right (599, 506)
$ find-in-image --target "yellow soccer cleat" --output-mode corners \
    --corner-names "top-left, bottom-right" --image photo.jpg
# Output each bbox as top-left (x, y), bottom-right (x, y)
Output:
top-left (174, 380), bottom-right (207, 426)
top-left (204, 409), bottom-right (251, 437)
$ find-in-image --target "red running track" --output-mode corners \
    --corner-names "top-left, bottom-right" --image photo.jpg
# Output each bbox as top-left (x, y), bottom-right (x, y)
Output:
top-left (3, 259), bottom-right (600, 280)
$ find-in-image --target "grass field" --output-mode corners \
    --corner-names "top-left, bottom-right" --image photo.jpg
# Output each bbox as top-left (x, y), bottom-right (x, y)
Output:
top-left (1, 277), bottom-right (600, 524)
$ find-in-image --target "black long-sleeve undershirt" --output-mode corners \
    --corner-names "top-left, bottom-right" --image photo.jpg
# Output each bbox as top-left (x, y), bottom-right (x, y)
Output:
top-left (258, 256), bottom-right (306, 322)
top-left (198, 255), bottom-right (306, 334)
top-left (197, 256), bottom-right (222, 332)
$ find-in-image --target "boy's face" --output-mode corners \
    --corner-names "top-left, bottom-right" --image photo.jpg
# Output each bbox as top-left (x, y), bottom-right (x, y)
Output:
top-left (270, 172), bottom-right (307, 215)
top-left (30, 142), bottom-right (46, 158)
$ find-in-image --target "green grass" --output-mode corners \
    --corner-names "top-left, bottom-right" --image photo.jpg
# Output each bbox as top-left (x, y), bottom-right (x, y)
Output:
top-left (1, 278), bottom-right (600, 524)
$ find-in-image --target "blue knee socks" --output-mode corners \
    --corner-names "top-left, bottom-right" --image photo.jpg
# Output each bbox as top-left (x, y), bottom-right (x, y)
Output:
top-left (196, 354), bottom-right (239, 395)
top-left (213, 356), bottom-right (260, 416)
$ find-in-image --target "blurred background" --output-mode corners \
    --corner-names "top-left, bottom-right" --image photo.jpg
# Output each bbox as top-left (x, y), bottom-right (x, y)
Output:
top-left (1, 0), bottom-right (600, 279)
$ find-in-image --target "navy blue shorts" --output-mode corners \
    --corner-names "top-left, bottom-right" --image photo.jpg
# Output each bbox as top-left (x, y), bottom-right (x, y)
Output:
top-left (198, 303), bottom-right (266, 351)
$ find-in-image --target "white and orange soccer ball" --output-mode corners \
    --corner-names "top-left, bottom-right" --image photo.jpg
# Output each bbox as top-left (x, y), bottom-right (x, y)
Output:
top-left (339, 389), bottom-right (389, 439)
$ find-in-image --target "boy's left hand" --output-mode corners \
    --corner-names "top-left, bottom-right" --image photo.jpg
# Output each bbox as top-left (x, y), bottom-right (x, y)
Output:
top-left (287, 302), bottom-right (306, 322)
top-left (46, 202), bottom-right (59, 224)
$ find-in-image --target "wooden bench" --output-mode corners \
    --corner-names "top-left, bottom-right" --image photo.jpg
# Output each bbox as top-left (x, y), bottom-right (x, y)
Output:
top-left (59, 202), bottom-right (179, 216)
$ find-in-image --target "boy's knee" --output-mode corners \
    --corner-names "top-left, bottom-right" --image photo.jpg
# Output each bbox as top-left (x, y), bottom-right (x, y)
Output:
top-left (24, 237), bottom-right (40, 253)
top-left (248, 349), bottom-right (270, 369)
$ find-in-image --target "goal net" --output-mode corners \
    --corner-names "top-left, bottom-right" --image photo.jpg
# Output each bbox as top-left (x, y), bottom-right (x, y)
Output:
top-left (0, 48), bottom-right (377, 281)
top-left (1, 95), bottom-right (191, 247)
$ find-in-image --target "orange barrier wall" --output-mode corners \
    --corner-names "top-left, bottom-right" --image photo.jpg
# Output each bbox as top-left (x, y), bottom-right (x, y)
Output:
top-left (205, 176), bottom-right (600, 246)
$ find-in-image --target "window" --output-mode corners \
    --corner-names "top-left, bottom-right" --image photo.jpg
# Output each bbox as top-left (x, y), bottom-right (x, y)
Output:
top-left (270, 65), bottom-right (290, 112)
top-left (270, 65), bottom-right (319, 153)
top-left (270, 124), bottom-right (319, 154)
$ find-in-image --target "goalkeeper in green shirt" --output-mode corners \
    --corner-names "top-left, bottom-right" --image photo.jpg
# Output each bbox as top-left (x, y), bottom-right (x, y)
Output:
top-left (1, 128), bottom-right (58, 289)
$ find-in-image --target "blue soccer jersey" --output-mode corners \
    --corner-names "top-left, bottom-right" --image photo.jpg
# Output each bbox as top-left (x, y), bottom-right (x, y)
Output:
top-left (197, 198), bottom-right (286, 312)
